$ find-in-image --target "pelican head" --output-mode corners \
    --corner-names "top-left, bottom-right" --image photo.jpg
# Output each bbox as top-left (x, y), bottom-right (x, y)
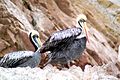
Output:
top-left (76, 14), bottom-right (89, 42)
top-left (76, 14), bottom-right (87, 21)
top-left (29, 30), bottom-right (42, 51)
top-left (76, 14), bottom-right (87, 28)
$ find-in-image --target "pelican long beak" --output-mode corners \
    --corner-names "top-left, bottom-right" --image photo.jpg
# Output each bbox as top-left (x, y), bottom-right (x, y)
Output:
top-left (36, 38), bottom-right (42, 47)
top-left (34, 37), bottom-right (42, 48)
top-left (84, 22), bottom-right (89, 43)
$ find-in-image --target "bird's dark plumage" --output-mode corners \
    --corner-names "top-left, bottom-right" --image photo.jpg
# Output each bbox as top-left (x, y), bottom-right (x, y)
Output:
top-left (47, 37), bottom-right (87, 65)
top-left (40, 28), bottom-right (82, 53)
top-left (40, 14), bottom-right (89, 67)
top-left (0, 30), bottom-right (42, 68)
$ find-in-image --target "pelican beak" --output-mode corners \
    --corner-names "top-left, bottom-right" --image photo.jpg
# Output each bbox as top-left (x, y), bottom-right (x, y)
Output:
top-left (34, 36), bottom-right (42, 48)
top-left (36, 37), bottom-right (42, 47)
top-left (84, 22), bottom-right (89, 43)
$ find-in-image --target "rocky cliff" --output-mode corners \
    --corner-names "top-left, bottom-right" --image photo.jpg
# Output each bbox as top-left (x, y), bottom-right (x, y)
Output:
top-left (0, 0), bottom-right (120, 79)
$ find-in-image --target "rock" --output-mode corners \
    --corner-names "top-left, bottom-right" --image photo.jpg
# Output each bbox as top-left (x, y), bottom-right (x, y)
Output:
top-left (0, 64), bottom-right (119, 80)
top-left (17, 28), bottom-right (35, 51)
top-left (116, 15), bottom-right (120, 23)
top-left (0, 18), bottom-right (11, 25)
top-left (4, 0), bottom-right (33, 31)
top-left (0, 24), bottom-right (6, 35)
top-left (0, 3), bottom-right (6, 11)
top-left (31, 10), bottom-right (54, 32)
top-left (87, 27), bottom-right (118, 64)
top-left (1, 45), bottom-right (17, 56)
top-left (83, 64), bottom-right (119, 80)
top-left (0, 11), bottom-right (11, 18)
top-left (7, 29), bottom-right (16, 44)
top-left (0, 0), bottom-right (119, 64)
top-left (118, 45), bottom-right (120, 62)
top-left (98, 0), bottom-right (114, 8)
top-left (0, 0), bottom-right (120, 79)
top-left (0, 38), bottom-right (10, 52)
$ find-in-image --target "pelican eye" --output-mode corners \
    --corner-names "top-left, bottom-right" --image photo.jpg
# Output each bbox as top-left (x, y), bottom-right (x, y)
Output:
top-left (33, 35), bottom-right (38, 38)
top-left (79, 19), bottom-right (86, 22)
top-left (78, 19), bottom-right (86, 28)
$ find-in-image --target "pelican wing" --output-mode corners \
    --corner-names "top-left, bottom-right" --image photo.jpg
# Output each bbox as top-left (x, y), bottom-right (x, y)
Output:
top-left (40, 28), bottom-right (82, 53)
top-left (0, 51), bottom-right (34, 67)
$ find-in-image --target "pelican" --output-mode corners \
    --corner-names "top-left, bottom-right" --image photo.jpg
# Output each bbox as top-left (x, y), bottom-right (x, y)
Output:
top-left (40, 14), bottom-right (89, 67)
top-left (0, 30), bottom-right (42, 68)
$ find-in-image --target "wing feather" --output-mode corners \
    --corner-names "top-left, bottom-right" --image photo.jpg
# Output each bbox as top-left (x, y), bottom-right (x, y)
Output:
top-left (0, 51), bottom-right (34, 67)
top-left (49, 28), bottom-right (81, 42)
top-left (40, 28), bottom-right (82, 53)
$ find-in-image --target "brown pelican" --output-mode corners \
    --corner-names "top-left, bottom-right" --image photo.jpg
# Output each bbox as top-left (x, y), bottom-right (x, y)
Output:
top-left (0, 30), bottom-right (42, 68)
top-left (40, 14), bottom-right (89, 67)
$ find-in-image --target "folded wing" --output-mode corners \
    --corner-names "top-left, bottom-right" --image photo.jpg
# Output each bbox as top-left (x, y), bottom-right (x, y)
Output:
top-left (0, 51), bottom-right (34, 68)
top-left (40, 27), bottom-right (82, 53)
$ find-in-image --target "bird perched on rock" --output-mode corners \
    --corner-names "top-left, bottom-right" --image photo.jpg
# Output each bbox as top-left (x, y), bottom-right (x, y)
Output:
top-left (40, 14), bottom-right (89, 67)
top-left (0, 30), bottom-right (42, 68)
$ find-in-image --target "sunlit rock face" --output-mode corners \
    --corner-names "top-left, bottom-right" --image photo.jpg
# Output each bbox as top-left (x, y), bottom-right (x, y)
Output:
top-left (0, 0), bottom-right (120, 79)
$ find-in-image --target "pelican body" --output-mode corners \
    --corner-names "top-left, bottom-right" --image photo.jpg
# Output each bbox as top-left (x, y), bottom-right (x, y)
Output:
top-left (40, 14), bottom-right (89, 66)
top-left (0, 30), bottom-right (42, 68)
